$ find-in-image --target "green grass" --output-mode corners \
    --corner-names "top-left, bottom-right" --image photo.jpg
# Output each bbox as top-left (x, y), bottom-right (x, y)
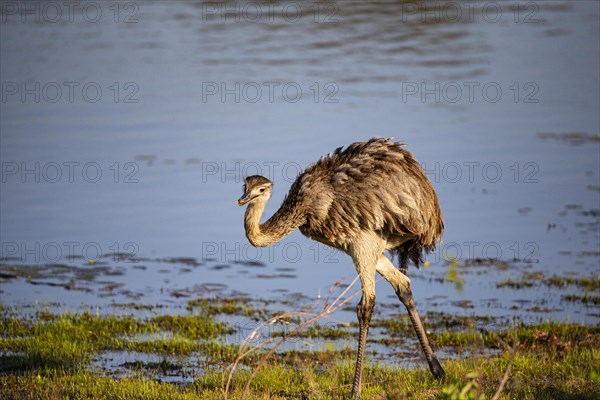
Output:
top-left (0, 311), bottom-right (231, 368)
top-left (0, 369), bottom-right (202, 400)
top-left (1, 309), bottom-right (599, 399)
top-left (2, 348), bottom-right (598, 399)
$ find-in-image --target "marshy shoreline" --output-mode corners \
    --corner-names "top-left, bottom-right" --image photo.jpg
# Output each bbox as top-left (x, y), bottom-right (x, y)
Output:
top-left (1, 257), bottom-right (599, 399)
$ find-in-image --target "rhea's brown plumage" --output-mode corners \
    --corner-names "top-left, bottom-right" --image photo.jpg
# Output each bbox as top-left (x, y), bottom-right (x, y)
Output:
top-left (238, 138), bottom-right (445, 398)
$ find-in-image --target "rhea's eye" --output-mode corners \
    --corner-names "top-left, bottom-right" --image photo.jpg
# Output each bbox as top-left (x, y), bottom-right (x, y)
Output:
top-left (259, 188), bottom-right (265, 192)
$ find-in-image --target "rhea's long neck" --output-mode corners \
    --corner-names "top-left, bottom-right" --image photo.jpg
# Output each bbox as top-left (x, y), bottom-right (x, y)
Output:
top-left (244, 199), bottom-right (304, 247)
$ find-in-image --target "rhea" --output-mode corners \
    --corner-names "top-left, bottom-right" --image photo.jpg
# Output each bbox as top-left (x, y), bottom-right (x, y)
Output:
top-left (237, 138), bottom-right (445, 398)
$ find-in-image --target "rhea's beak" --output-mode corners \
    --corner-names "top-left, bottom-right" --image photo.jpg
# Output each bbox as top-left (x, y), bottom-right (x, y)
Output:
top-left (238, 192), bottom-right (253, 206)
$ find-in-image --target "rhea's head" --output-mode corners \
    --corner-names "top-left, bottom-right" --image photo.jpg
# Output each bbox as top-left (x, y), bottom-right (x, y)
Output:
top-left (238, 175), bottom-right (273, 206)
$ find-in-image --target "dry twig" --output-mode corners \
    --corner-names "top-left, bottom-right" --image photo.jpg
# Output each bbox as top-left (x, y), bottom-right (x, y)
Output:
top-left (223, 276), bottom-right (370, 399)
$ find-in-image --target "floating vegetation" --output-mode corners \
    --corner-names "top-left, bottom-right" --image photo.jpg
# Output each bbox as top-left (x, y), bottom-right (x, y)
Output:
top-left (562, 294), bottom-right (600, 305)
top-left (462, 257), bottom-right (515, 269)
top-left (538, 131), bottom-right (600, 145)
top-left (497, 272), bottom-right (600, 291)
top-left (234, 260), bottom-right (266, 267)
top-left (160, 257), bottom-right (202, 267)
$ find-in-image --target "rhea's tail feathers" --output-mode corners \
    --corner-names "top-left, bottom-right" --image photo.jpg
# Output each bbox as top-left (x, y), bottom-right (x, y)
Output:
top-left (391, 239), bottom-right (435, 274)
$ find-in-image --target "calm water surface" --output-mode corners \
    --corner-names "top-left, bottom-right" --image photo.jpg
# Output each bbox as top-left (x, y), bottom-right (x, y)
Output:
top-left (1, 1), bottom-right (599, 325)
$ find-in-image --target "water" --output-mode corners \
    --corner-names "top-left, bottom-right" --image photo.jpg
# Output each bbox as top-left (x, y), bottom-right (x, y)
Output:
top-left (1, 1), bottom-right (599, 327)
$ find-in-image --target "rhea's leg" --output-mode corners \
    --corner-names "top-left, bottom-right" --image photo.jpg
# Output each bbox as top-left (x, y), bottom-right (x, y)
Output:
top-left (376, 255), bottom-right (445, 379)
top-left (350, 261), bottom-right (376, 399)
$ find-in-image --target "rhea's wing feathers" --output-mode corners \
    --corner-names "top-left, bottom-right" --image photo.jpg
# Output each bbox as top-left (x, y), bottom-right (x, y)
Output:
top-left (299, 138), bottom-right (443, 249)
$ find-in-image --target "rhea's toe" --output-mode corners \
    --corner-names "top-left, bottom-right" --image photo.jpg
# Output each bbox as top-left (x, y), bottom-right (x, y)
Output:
top-left (430, 357), bottom-right (445, 379)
